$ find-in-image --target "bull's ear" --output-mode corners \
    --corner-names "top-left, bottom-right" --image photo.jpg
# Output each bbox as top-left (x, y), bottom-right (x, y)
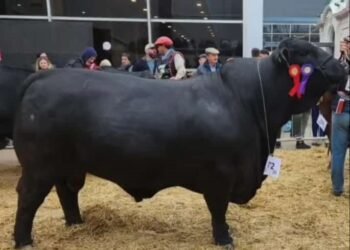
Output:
top-left (281, 48), bottom-right (289, 61)
top-left (272, 47), bottom-right (290, 66)
top-left (280, 48), bottom-right (291, 65)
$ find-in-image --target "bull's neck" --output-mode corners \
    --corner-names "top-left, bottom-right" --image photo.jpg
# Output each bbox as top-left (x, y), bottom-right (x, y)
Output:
top-left (254, 58), bottom-right (293, 142)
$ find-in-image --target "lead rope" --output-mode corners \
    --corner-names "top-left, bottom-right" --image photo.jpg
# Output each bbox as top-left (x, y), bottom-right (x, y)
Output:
top-left (257, 60), bottom-right (272, 155)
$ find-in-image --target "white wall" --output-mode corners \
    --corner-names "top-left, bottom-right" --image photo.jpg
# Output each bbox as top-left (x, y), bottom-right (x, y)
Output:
top-left (319, 9), bottom-right (335, 54)
top-left (333, 13), bottom-right (350, 58)
top-left (243, 0), bottom-right (264, 57)
top-left (319, 1), bottom-right (350, 58)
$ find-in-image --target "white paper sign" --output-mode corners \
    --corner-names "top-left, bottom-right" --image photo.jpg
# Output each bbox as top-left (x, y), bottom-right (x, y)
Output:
top-left (345, 76), bottom-right (350, 92)
top-left (317, 114), bottom-right (328, 132)
top-left (264, 155), bottom-right (281, 178)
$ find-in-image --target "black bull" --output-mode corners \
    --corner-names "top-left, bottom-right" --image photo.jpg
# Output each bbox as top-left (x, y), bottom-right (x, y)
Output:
top-left (13, 39), bottom-right (347, 249)
top-left (0, 66), bottom-right (33, 149)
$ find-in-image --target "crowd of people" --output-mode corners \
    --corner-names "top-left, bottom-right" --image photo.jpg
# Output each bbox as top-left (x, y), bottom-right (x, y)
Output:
top-left (1, 35), bottom-right (349, 197)
top-left (30, 36), bottom-right (235, 79)
top-left (29, 36), bottom-right (274, 80)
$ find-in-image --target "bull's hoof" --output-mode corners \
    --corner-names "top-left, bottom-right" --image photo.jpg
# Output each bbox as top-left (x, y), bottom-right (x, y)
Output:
top-left (14, 238), bottom-right (33, 250)
top-left (16, 244), bottom-right (34, 250)
top-left (221, 243), bottom-right (234, 250)
top-left (66, 218), bottom-right (84, 226)
top-left (215, 236), bottom-right (234, 248)
top-left (213, 223), bottom-right (233, 248)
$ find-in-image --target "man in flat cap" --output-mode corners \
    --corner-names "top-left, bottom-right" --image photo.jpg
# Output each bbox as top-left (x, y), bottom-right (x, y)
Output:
top-left (196, 47), bottom-right (222, 76)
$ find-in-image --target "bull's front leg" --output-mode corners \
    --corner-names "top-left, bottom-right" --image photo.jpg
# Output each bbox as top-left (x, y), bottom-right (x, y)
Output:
top-left (202, 174), bottom-right (233, 248)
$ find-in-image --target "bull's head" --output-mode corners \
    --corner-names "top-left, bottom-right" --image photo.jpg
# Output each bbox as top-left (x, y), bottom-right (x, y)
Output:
top-left (272, 38), bottom-right (347, 113)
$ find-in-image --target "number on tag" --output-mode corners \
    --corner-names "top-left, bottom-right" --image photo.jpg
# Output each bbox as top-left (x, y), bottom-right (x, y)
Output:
top-left (264, 155), bottom-right (282, 178)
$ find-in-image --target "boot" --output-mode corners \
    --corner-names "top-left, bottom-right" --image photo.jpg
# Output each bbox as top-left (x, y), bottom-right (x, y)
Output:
top-left (296, 140), bottom-right (311, 149)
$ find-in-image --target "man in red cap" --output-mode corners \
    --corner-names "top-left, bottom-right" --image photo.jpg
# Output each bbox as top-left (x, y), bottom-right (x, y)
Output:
top-left (154, 36), bottom-right (186, 80)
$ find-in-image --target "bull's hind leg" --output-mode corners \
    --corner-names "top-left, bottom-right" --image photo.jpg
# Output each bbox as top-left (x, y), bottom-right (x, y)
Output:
top-left (14, 174), bottom-right (54, 248)
top-left (55, 174), bottom-right (86, 225)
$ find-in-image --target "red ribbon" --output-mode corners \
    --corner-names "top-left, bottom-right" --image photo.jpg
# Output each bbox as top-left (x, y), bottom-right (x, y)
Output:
top-left (288, 64), bottom-right (302, 99)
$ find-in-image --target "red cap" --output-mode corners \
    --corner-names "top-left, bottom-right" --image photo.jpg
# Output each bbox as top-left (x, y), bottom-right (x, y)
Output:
top-left (154, 36), bottom-right (173, 47)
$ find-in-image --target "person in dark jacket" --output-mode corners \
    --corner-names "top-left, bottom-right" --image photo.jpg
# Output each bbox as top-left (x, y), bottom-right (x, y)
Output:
top-left (66, 47), bottom-right (99, 70)
top-left (133, 43), bottom-right (158, 75)
top-left (196, 47), bottom-right (222, 76)
top-left (118, 52), bottom-right (133, 72)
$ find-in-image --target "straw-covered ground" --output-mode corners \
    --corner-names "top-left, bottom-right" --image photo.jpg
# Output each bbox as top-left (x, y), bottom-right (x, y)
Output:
top-left (0, 148), bottom-right (349, 250)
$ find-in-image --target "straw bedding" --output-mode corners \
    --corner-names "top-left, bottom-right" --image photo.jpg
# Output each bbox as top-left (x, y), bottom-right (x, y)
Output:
top-left (0, 148), bottom-right (348, 250)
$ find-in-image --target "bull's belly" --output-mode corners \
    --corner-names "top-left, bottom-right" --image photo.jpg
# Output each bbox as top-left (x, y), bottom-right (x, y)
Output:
top-left (81, 151), bottom-right (262, 204)
top-left (82, 155), bottom-right (206, 201)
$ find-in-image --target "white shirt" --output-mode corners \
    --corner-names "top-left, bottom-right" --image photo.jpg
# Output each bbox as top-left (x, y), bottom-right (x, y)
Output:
top-left (173, 53), bottom-right (186, 80)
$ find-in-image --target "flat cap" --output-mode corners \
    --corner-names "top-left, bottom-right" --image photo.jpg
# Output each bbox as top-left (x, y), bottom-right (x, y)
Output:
top-left (205, 47), bottom-right (220, 55)
top-left (144, 43), bottom-right (155, 53)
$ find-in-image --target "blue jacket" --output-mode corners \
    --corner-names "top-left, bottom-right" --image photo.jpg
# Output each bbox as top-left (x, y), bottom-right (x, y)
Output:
top-left (196, 62), bottom-right (222, 76)
top-left (133, 58), bottom-right (157, 75)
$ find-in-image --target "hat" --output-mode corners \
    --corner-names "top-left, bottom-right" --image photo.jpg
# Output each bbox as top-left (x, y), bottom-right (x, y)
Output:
top-left (154, 36), bottom-right (174, 47)
top-left (144, 43), bottom-right (155, 53)
top-left (81, 47), bottom-right (97, 63)
top-left (199, 53), bottom-right (207, 59)
top-left (205, 47), bottom-right (220, 55)
top-left (99, 59), bottom-right (112, 67)
top-left (36, 52), bottom-right (48, 59)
